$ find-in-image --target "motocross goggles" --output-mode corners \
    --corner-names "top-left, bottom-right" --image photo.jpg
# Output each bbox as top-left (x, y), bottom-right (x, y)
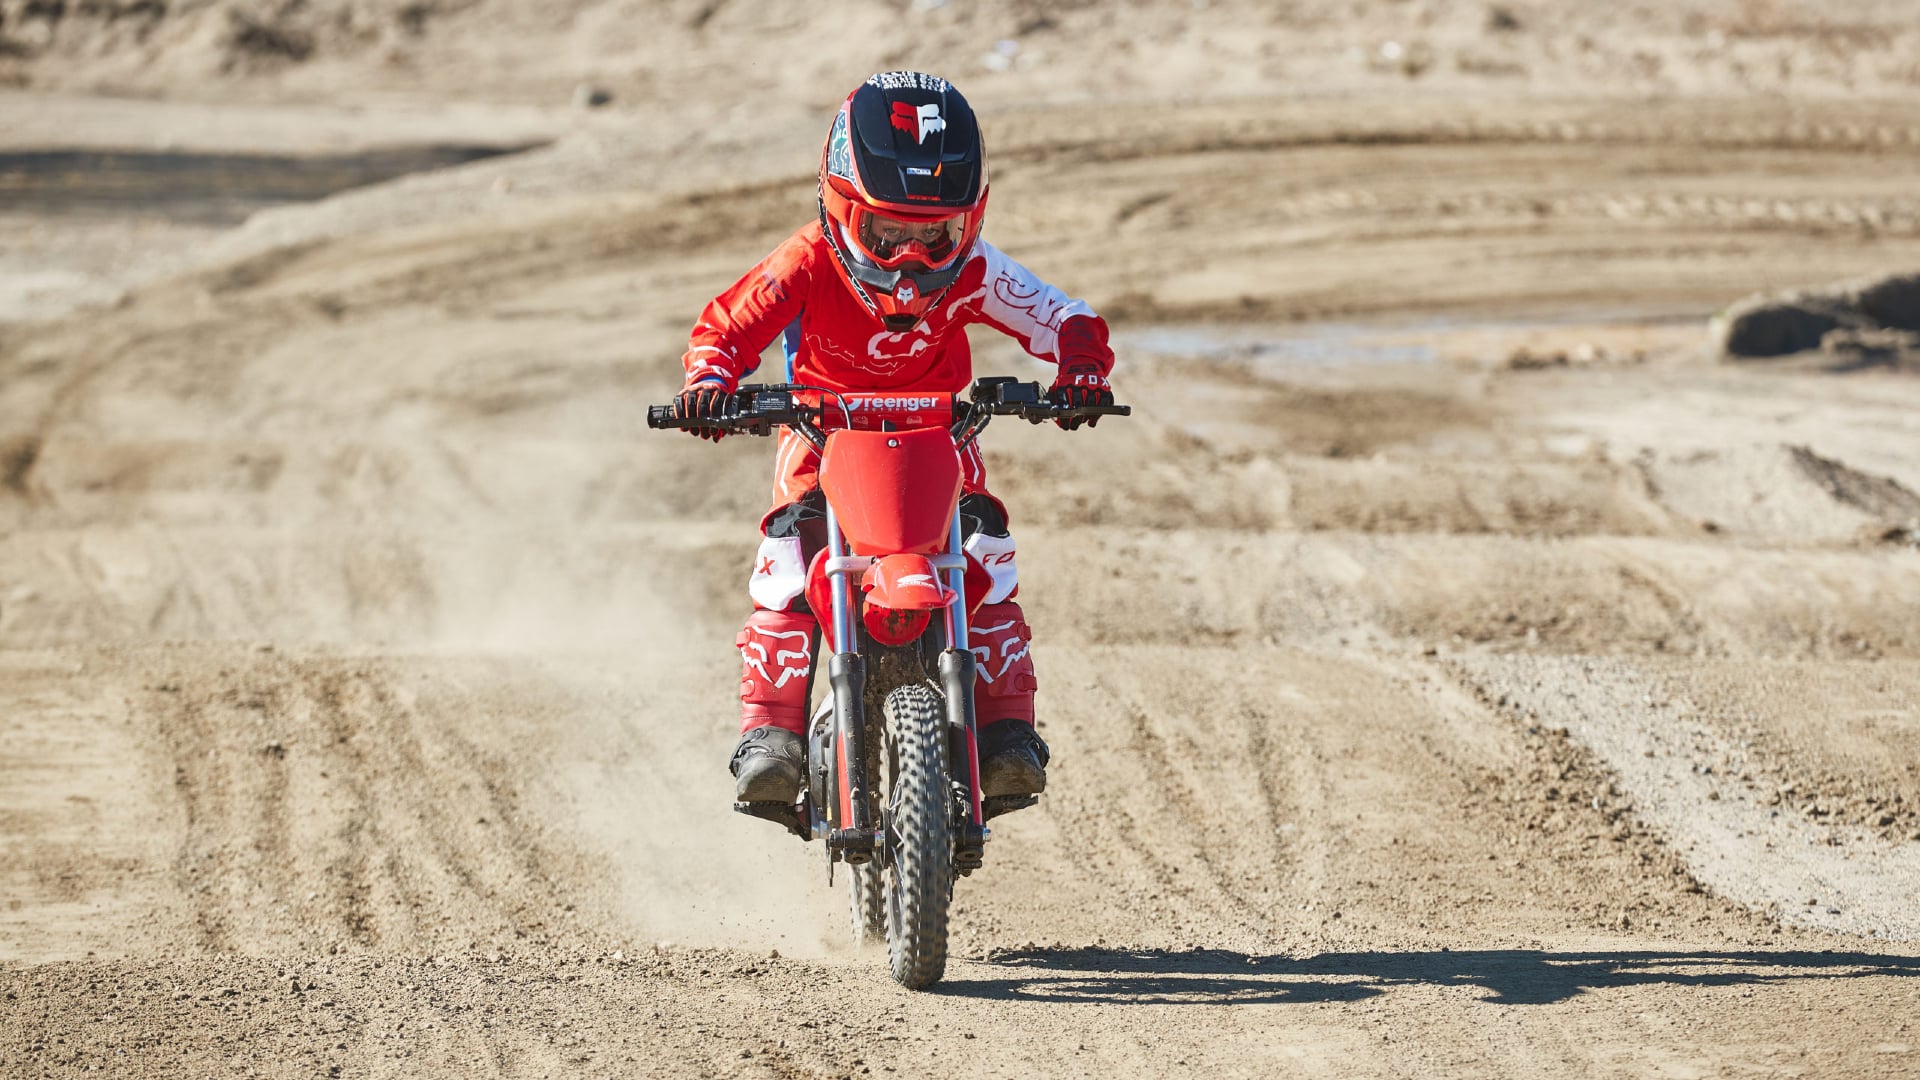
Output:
top-left (853, 209), bottom-right (970, 269)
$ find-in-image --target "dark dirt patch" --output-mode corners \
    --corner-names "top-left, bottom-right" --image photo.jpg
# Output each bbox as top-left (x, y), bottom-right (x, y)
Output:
top-left (1790, 445), bottom-right (1920, 525)
top-left (1252, 383), bottom-right (1488, 459)
top-left (0, 145), bottom-right (536, 226)
top-left (1858, 274), bottom-right (1920, 332)
top-left (2, 434), bottom-right (42, 495)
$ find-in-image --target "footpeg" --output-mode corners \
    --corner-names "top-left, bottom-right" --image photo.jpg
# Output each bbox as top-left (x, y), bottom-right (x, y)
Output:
top-left (734, 800), bottom-right (808, 839)
top-left (954, 823), bottom-right (987, 876)
top-left (983, 794), bottom-right (1038, 821)
top-left (828, 827), bottom-right (875, 865)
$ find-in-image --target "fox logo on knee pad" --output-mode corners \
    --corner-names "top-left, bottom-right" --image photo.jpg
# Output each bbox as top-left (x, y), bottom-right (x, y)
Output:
top-left (737, 609), bottom-right (817, 735)
top-left (969, 601), bottom-right (1036, 724)
top-left (968, 602), bottom-right (1047, 798)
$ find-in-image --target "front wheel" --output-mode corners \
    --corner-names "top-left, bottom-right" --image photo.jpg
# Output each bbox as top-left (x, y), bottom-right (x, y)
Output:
top-left (881, 684), bottom-right (953, 989)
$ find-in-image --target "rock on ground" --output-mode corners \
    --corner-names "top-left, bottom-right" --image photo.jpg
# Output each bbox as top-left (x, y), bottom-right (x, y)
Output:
top-left (1716, 271), bottom-right (1920, 359)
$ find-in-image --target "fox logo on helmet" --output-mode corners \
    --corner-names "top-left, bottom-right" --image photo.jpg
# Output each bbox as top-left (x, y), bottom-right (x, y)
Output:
top-left (890, 101), bottom-right (946, 144)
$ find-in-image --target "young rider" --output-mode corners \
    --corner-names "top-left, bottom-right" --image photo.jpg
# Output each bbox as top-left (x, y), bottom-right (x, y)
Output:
top-left (670, 71), bottom-right (1116, 807)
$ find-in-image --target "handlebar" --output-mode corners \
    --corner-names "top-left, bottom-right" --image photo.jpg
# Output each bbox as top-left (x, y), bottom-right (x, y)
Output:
top-left (645, 385), bottom-right (816, 437)
top-left (646, 377), bottom-right (1129, 444)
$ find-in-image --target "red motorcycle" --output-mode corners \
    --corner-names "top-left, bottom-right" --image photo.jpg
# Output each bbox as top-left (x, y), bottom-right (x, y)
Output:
top-left (648, 378), bottom-right (1126, 988)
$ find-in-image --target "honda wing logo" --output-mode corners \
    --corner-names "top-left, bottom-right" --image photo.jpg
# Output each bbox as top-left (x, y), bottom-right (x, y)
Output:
top-left (890, 101), bottom-right (946, 144)
top-left (894, 574), bottom-right (937, 589)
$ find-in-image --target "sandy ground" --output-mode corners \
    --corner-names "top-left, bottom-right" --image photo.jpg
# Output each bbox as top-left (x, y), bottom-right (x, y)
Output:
top-left (5, 3), bottom-right (1920, 1077)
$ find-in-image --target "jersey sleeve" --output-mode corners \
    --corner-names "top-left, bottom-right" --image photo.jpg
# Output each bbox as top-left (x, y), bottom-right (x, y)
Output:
top-left (681, 230), bottom-right (813, 390)
top-left (969, 241), bottom-right (1115, 377)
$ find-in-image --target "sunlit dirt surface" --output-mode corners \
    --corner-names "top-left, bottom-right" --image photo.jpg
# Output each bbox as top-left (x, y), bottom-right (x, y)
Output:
top-left (5, 3), bottom-right (1920, 1076)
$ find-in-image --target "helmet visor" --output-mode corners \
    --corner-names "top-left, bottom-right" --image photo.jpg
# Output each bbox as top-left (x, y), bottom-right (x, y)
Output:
top-left (853, 209), bottom-right (969, 270)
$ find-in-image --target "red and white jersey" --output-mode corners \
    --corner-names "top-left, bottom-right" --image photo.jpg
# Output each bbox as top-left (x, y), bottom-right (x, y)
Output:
top-left (683, 220), bottom-right (1114, 397)
top-left (683, 221), bottom-right (1114, 509)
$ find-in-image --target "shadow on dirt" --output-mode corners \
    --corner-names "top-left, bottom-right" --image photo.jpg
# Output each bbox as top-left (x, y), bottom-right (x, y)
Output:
top-left (943, 947), bottom-right (1920, 1006)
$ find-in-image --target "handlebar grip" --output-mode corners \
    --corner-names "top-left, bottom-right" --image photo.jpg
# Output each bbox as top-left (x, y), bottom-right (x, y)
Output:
top-left (646, 404), bottom-right (677, 429)
top-left (1040, 402), bottom-right (1131, 420)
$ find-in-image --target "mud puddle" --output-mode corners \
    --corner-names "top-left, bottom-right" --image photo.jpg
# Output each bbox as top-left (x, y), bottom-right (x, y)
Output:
top-left (1117, 312), bottom-right (1696, 372)
top-left (1121, 323), bottom-right (1441, 369)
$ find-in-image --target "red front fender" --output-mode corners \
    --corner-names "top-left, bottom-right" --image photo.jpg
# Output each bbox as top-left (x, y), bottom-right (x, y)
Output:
top-left (861, 554), bottom-right (954, 611)
top-left (860, 553), bottom-right (955, 646)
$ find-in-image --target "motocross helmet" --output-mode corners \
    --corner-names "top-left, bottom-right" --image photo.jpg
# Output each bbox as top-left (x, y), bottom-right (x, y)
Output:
top-left (819, 71), bottom-right (988, 332)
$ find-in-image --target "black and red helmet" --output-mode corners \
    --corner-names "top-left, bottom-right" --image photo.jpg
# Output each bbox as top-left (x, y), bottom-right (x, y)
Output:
top-left (819, 72), bottom-right (988, 331)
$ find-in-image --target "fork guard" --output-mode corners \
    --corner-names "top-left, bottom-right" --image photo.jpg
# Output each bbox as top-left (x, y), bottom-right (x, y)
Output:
top-left (828, 650), bottom-right (873, 862)
top-left (938, 646), bottom-right (990, 878)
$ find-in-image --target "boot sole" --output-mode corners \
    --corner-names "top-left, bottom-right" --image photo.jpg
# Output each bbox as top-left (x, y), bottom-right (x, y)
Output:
top-left (980, 757), bottom-right (1047, 798)
top-left (735, 763), bottom-right (802, 804)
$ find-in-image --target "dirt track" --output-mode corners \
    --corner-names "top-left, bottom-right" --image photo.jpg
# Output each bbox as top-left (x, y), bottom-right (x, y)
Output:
top-left (7, 3), bottom-right (1920, 1077)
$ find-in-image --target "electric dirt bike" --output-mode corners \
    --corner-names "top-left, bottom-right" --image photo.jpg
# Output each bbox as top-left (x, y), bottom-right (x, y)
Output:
top-left (647, 377), bottom-right (1127, 988)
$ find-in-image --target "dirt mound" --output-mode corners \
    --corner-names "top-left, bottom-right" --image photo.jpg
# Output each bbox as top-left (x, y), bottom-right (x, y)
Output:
top-left (1790, 445), bottom-right (1920, 529)
top-left (1859, 274), bottom-right (1920, 332)
top-left (1716, 271), bottom-right (1920, 360)
top-left (1716, 296), bottom-right (1851, 357)
top-left (1636, 443), bottom-right (1920, 543)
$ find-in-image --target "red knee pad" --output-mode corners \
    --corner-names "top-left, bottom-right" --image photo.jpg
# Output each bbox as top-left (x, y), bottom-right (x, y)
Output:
top-left (969, 602), bottom-right (1036, 725)
top-left (737, 609), bottom-right (816, 734)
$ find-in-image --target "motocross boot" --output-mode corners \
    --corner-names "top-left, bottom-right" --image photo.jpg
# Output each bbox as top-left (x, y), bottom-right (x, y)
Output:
top-left (977, 718), bottom-right (1049, 798)
top-left (730, 726), bottom-right (805, 803)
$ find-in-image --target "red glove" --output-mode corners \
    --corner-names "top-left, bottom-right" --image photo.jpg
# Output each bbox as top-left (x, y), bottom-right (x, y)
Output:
top-left (1048, 365), bottom-right (1114, 430)
top-left (672, 381), bottom-right (732, 441)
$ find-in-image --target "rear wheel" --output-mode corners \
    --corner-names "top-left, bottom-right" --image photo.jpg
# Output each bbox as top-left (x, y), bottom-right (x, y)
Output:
top-left (847, 863), bottom-right (886, 946)
top-left (881, 684), bottom-right (952, 989)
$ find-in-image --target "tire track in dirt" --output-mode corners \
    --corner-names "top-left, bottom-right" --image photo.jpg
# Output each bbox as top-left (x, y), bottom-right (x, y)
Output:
top-left (1458, 655), bottom-right (1920, 940)
top-left (146, 651), bottom-right (620, 958)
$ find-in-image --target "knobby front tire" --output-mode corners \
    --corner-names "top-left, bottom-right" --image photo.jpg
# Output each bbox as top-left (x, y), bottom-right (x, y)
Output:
top-left (882, 684), bottom-right (953, 989)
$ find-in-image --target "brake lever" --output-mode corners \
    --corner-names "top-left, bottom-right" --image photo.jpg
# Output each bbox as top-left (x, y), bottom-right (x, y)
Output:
top-left (792, 419), bottom-right (828, 452)
top-left (952, 402), bottom-right (993, 450)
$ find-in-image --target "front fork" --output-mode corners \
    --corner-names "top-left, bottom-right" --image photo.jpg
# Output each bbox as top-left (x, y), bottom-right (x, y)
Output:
top-left (824, 502), bottom-right (874, 864)
top-left (940, 512), bottom-right (986, 835)
top-left (941, 646), bottom-right (989, 876)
